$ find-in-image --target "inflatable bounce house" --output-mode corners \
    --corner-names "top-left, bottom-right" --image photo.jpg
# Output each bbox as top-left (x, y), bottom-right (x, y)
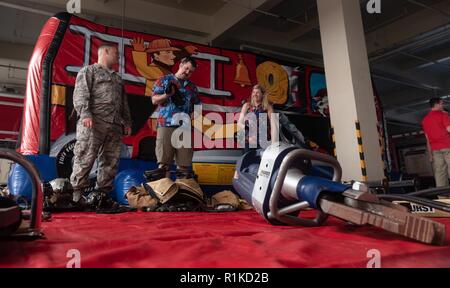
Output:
top-left (9, 12), bottom-right (386, 202)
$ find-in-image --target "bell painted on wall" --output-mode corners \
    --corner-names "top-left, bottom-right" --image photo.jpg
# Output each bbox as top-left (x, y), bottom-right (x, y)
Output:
top-left (234, 54), bottom-right (252, 87)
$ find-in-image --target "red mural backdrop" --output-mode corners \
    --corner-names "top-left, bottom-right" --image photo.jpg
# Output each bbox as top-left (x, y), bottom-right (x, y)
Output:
top-left (19, 13), bottom-right (384, 158)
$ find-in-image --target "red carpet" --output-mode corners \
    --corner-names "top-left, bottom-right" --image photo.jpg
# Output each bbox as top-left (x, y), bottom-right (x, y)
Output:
top-left (1, 210), bottom-right (450, 268)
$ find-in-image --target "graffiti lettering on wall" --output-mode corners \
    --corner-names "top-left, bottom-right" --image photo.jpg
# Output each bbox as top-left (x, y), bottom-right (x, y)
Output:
top-left (63, 24), bottom-right (302, 106)
top-left (66, 25), bottom-right (233, 98)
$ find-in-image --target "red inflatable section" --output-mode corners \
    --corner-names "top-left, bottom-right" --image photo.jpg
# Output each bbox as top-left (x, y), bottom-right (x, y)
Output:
top-left (1, 211), bottom-right (449, 268)
top-left (19, 16), bottom-right (61, 154)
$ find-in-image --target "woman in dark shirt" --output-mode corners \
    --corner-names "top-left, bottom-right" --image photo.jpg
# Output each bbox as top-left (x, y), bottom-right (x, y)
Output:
top-left (237, 84), bottom-right (279, 153)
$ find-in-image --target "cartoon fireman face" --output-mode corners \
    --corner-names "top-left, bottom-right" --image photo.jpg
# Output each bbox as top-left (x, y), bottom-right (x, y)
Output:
top-left (147, 39), bottom-right (180, 66)
top-left (153, 50), bottom-right (177, 66)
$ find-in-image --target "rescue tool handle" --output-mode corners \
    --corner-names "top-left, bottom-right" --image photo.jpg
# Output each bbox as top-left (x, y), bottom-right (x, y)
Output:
top-left (0, 148), bottom-right (43, 233)
top-left (269, 149), bottom-right (342, 227)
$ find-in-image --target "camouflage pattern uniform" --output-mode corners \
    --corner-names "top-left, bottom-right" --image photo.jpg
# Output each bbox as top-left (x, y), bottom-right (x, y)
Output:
top-left (70, 64), bottom-right (132, 195)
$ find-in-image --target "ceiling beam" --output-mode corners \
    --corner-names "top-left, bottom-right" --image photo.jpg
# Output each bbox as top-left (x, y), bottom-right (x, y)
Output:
top-left (287, 16), bottom-right (319, 42)
top-left (372, 57), bottom-right (445, 90)
top-left (384, 112), bottom-right (424, 126)
top-left (381, 88), bottom-right (448, 110)
top-left (372, 71), bottom-right (440, 92)
top-left (0, 0), bottom-right (53, 16)
top-left (366, 1), bottom-right (450, 57)
top-left (219, 24), bottom-right (322, 55)
top-left (398, 47), bottom-right (450, 70)
top-left (19, 0), bottom-right (212, 36)
top-left (209, 0), bottom-right (278, 42)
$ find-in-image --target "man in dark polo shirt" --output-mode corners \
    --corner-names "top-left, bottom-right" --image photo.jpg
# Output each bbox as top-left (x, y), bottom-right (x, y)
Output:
top-left (422, 98), bottom-right (450, 187)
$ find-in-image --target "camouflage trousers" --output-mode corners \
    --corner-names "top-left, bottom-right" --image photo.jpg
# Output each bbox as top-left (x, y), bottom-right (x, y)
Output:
top-left (70, 118), bottom-right (123, 194)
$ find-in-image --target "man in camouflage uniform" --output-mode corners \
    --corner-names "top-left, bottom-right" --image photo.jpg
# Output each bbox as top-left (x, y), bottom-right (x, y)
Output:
top-left (70, 43), bottom-right (132, 203)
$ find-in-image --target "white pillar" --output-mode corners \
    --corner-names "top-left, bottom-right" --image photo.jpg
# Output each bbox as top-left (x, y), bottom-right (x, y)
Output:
top-left (317, 0), bottom-right (385, 182)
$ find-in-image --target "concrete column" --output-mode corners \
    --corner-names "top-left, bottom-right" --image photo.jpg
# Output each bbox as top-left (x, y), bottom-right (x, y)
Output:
top-left (317, 0), bottom-right (385, 182)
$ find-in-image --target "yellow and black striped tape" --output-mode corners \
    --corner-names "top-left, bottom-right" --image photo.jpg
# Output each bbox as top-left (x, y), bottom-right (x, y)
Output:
top-left (355, 121), bottom-right (368, 182)
top-left (378, 129), bottom-right (389, 184)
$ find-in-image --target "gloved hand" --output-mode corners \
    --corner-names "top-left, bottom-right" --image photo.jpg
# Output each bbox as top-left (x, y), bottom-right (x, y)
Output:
top-left (165, 82), bottom-right (185, 108)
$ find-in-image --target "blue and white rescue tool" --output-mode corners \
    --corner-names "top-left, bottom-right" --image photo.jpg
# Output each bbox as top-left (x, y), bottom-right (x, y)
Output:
top-left (233, 143), bottom-right (446, 245)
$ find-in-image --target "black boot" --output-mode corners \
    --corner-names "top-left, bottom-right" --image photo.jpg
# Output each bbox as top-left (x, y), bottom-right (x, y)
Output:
top-left (144, 167), bottom-right (170, 182)
top-left (175, 169), bottom-right (196, 180)
top-left (85, 190), bottom-right (136, 214)
top-left (85, 191), bottom-right (115, 210)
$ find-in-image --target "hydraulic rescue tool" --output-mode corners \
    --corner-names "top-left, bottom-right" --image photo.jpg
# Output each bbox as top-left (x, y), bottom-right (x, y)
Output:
top-left (233, 143), bottom-right (446, 245)
top-left (0, 148), bottom-right (44, 238)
